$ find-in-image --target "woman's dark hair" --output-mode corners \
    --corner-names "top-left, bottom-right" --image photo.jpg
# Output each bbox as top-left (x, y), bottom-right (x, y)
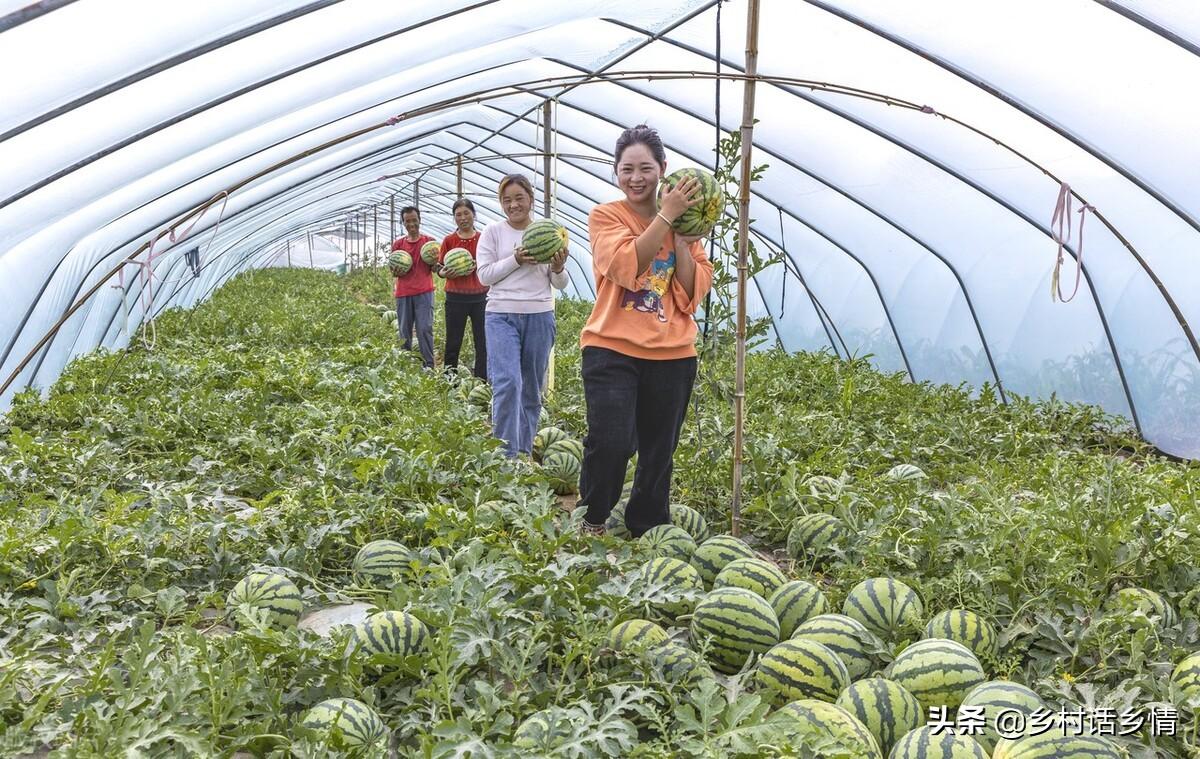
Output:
top-left (400, 205), bottom-right (420, 219)
top-left (614, 124), bottom-right (666, 167)
top-left (451, 198), bottom-right (476, 214)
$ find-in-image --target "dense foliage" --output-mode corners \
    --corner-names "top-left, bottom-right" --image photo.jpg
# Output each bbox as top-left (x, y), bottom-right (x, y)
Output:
top-left (1, 268), bottom-right (1197, 757)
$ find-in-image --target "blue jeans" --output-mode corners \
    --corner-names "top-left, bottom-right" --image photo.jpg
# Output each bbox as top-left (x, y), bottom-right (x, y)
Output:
top-left (485, 311), bottom-right (556, 457)
top-left (397, 292), bottom-right (434, 369)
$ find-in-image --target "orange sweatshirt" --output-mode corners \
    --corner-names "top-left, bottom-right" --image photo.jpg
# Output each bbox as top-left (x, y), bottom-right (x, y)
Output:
top-left (581, 200), bottom-right (714, 360)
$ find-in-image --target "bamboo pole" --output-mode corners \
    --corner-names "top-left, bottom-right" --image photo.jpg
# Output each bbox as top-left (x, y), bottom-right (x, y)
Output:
top-left (731, 0), bottom-right (761, 538)
top-left (456, 155), bottom-right (463, 198)
top-left (543, 99), bottom-right (557, 394)
top-left (389, 194), bottom-right (395, 244)
top-left (373, 204), bottom-right (378, 266)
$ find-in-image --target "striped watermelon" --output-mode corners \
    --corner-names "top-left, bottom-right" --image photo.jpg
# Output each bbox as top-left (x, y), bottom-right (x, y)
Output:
top-left (606, 619), bottom-right (669, 653)
top-left (301, 697), bottom-right (386, 749)
top-left (542, 451), bottom-right (580, 495)
top-left (227, 571), bottom-right (302, 628)
top-left (888, 638), bottom-right (986, 711)
top-left (543, 438), bottom-right (583, 461)
top-left (521, 219), bottom-right (569, 262)
top-left (842, 577), bottom-right (924, 638)
top-left (754, 638), bottom-right (848, 704)
top-left (992, 732), bottom-right (1123, 759)
top-left (785, 513), bottom-right (846, 561)
top-left (651, 641), bottom-right (715, 687)
top-left (890, 726), bottom-right (987, 758)
top-left (792, 613), bottom-right (881, 681)
top-left (691, 534), bottom-right (756, 587)
top-left (442, 247), bottom-right (475, 277)
top-left (354, 610), bottom-right (429, 657)
top-left (640, 524), bottom-right (697, 561)
top-left (714, 557), bottom-right (788, 600)
top-left (353, 540), bottom-right (411, 584)
top-left (1107, 586), bottom-right (1177, 628)
top-left (670, 503), bottom-right (712, 543)
top-left (640, 556), bottom-right (704, 619)
top-left (387, 250), bottom-right (412, 276)
top-left (769, 579), bottom-right (828, 638)
top-left (923, 609), bottom-right (998, 659)
top-left (533, 426), bottom-right (569, 460)
top-left (660, 168), bottom-right (722, 237)
top-left (835, 677), bottom-right (923, 754)
top-left (466, 383), bottom-right (491, 410)
top-left (1172, 652), bottom-right (1200, 701)
top-left (959, 680), bottom-right (1044, 753)
top-left (770, 699), bottom-right (883, 759)
top-left (605, 498), bottom-right (631, 539)
top-left (691, 586), bottom-right (781, 674)
top-left (420, 240), bottom-right (441, 266)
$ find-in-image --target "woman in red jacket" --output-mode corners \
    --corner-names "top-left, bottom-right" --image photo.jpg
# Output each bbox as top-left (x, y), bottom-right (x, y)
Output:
top-left (438, 198), bottom-right (488, 380)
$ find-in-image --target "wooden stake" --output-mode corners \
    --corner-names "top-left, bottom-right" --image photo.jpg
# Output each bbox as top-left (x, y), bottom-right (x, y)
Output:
top-left (731, 0), bottom-right (761, 538)
top-left (543, 99), bottom-right (557, 393)
top-left (456, 155), bottom-right (463, 198)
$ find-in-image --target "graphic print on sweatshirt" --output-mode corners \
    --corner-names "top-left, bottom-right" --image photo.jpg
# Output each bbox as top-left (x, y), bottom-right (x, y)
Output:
top-left (620, 251), bottom-right (675, 323)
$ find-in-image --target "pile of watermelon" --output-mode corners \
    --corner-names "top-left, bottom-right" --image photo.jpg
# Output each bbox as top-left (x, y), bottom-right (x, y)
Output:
top-left (533, 425), bottom-right (582, 495)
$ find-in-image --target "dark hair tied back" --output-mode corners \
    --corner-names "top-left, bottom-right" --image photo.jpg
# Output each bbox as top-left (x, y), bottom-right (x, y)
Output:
top-left (614, 124), bottom-right (666, 167)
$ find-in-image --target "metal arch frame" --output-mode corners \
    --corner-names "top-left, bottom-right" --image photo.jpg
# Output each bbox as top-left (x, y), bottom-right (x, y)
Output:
top-left (800, 0), bottom-right (1200, 239)
top-left (0, 0), bottom-right (347, 143)
top-left (0, 0), bottom-right (502, 211)
top-left (0, 0), bottom-right (76, 32)
top-left (1092, 1), bottom-right (1200, 61)
top-left (543, 47), bottom-right (1147, 424)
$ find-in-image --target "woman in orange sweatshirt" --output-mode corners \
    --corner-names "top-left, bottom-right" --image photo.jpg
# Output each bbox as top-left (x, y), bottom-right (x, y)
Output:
top-left (578, 124), bottom-right (714, 537)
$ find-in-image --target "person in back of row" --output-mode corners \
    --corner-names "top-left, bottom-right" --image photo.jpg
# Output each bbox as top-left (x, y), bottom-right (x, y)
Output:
top-left (437, 198), bottom-right (488, 381)
top-left (391, 206), bottom-right (436, 370)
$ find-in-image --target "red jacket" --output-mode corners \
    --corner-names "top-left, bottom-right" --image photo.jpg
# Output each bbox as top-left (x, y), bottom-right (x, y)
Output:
top-left (438, 231), bottom-right (487, 295)
top-left (392, 235), bottom-right (435, 298)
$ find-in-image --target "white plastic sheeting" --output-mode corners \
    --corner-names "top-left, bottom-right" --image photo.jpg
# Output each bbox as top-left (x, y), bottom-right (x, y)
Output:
top-left (1, 0), bottom-right (1197, 458)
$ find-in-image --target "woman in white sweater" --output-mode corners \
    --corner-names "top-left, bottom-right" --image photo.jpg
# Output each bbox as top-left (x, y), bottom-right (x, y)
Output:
top-left (476, 173), bottom-right (569, 458)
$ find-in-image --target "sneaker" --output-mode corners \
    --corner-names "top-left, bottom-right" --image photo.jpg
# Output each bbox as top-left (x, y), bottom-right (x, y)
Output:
top-left (580, 520), bottom-right (607, 537)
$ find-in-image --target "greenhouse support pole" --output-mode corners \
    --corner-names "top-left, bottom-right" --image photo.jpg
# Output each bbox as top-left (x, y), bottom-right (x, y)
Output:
top-left (543, 98), bottom-right (557, 393)
top-left (389, 194), bottom-right (395, 243)
top-left (731, 0), bottom-right (761, 538)
top-left (307, 231), bottom-right (314, 268)
top-left (286, 238), bottom-right (291, 267)
top-left (373, 205), bottom-right (378, 266)
top-left (456, 155), bottom-right (463, 198)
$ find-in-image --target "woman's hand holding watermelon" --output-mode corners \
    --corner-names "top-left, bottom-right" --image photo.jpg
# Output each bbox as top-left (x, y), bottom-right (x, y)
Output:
top-left (549, 247), bottom-right (568, 273)
top-left (658, 174), bottom-right (701, 223)
top-left (513, 245), bottom-right (538, 266)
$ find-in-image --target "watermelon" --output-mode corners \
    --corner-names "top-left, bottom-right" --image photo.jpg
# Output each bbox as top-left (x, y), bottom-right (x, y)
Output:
top-left (640, 524), bottom-right (696, 561)
top-left (714, 557), bottom-right (788, 600)
top-left (992, 732), bottom-right (1123, 759)
top-left (785, 513), bottom-right (846, 561)
top-left (543, 438), bottom-right (583, 461)
top-left (690, 586), bottom-right (780, 674)
top-left (669, 503), bottom-right (712, 543)
top-left (442, 247), bottom-right (475, 277)
top-left (420, 240), bottom-right (441, 266)
top-left (959, 680), bottom-right (1044, 753)
top-left (923, 609), bottom-right (998, 659)
top-left (770, 700), bottom-right (883, 759)
top-left (542, 451), bottom-right (580, 495)
top-left (651, 641), bottom-right (714, 687)
top-left (769, 580), bottom-right (828, 638)
top-left (1107, 586), bottom-right (1177, 628)
top-left (606, 619), bottom-right (669, 653)
top-left (353, 540), bottom-right (412, 584)
top-left (792, 613), bottom-right (880, 681)
top-left (660, 167), bottom-right (722, 237)
top-left (533, 426), bottom-right (569, 460)
top-left (301, 698), bottom-right (387, 749)
top-left (888, 638), bottom-right (986, 711)
top-left (387, 250), bottom-right (412, 276)
top-left (354, 610), bottom-right (429, 657)
top-left (842, 577), bottom-right (924, 637)
top-left (640, 556), bottom-right (704, 619)
top-left (754, 638), bottom-right (848, 704)
top-left (1172, 652), bottom-right (1200, 701)
top-left (226, 571), bottom-right (302, 628)
top-left (835, 677), bottom-right (924, 754)
top-left (889, 726), bottom-right (987, 758)
top-left (605, 498), bottom-right (631, 539)
top-left (691, 534), bottom-right (756, 587)
top-left (466, 383), bottom-right (491, 410)
top-left (521, 219), bottom-right (569, 262)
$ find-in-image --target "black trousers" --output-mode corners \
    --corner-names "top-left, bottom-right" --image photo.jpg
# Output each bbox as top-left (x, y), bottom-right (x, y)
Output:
top-left (444, 292), bottom-right (488, 380)
top-left (579, 346), bottom-right (697, 537)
